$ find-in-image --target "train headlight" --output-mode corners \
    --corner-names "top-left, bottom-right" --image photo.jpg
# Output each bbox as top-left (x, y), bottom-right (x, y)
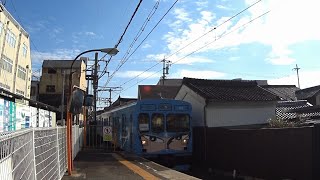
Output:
top-left (141, 140), bottom-right (147, 145)
top-left (182, 138), bottom-right (188, 144)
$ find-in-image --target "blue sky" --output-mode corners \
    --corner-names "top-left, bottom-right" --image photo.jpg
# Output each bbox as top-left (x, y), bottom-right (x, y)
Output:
top-left (4, 0), bottom-right (320, 104)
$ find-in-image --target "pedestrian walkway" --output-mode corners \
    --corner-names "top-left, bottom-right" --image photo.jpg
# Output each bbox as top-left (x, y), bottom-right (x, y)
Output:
top-left (62, 149), bottom-right (199, 180)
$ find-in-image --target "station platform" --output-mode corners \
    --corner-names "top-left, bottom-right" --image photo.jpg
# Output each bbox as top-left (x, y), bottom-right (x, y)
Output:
top-left (62, 149), bottom-right (199, 180)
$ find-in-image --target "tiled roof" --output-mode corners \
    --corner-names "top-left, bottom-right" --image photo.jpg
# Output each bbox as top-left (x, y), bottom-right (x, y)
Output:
top-left (157, 79), bottom-right (183, 86)
top-left (296, 85), bottom-right (320, 100)
top-left (138, 85), bottom-right (180, 100)
top-left (260, 85), bottom-right (299, 101)
top-left (182, 77), bottom-right (279, 102)
top-left (104, 96), bottom-right (137, 111)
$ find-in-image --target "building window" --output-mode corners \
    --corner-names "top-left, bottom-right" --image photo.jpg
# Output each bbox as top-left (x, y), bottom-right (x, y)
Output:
top-left (1, 55), bottom-right (13, 73)
top-left (48, 68), bottom-right (57, 74)
top-left (16, 89), bottom-right (25, 96)
top-left (17, 65), bottom-right (26, 80)
top-left (22, 44), bottom-right (28, 57)
top-left (0, 82), bottom-right (10, 90)
top-left (46, 85), bottom-right (55, 93)
top-left (6, 30), bottom-right (16, 48)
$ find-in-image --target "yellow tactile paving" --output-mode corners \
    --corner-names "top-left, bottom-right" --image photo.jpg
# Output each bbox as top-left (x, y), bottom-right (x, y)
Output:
top-left (112, 153), bottom-right (160, 180)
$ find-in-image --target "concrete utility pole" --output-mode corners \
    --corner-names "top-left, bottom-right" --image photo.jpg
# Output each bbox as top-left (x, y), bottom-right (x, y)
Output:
top-left (93, 53), bottom-right (98, 122)
top-left (161, 59), bottom-right (171, 85)
top-left (293, 64), bottom-right (301, 88)
top-left (61, 70), bottom-right (65, 125)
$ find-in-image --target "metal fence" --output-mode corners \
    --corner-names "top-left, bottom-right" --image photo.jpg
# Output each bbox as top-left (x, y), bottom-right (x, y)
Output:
top-left (0, 126), bottom-right (83, 180)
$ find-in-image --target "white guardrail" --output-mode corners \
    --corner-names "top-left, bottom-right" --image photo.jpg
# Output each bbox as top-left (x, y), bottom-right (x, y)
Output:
top-left (0, 126), bottom-right (83, 180)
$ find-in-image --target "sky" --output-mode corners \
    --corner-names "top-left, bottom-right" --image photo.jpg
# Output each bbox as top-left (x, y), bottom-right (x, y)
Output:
top-left (4, 0), bottom-right (320, 105)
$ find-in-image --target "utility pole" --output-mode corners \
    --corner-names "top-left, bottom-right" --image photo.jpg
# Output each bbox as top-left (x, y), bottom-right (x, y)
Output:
top-left (161, 59), bottom-right (171, 85)
top-left (293, 64), bottom-right (301, 88)
top-left (93, 53), bottom-right (98, 122)
top-left (97, 87), bottom-right (122, 106)
top-left (61, 70), bottom-right (65, 125)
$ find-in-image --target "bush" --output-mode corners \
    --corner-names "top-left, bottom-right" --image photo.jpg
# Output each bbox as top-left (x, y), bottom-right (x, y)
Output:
top-left (268, 117), bottom-right (301, 128)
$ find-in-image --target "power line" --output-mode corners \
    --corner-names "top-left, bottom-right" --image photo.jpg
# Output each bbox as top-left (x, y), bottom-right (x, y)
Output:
top-left (166, 0), bottom-right (262, 59)
top-left (110, 0), bottom-right (160, 75)
top-left (113, 10), bottom-right (271, 97)
top-left (102, 0), bottom-right (179, 86)
top-left (108, 0), bottom-right (263, 89)
top-left (98, 0), bottom-right (144, 80)
top-left (171, 11), bottom-right (270, 66)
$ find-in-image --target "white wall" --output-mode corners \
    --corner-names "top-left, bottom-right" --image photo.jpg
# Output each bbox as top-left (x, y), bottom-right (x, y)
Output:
top-left (175, 85), bottom-right (206, 127)
top-left (206, 101), bottom-right (277, 127)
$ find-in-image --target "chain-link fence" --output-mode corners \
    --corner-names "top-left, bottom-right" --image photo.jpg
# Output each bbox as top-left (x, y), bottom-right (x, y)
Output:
top-left (0, 126), bottom-right (83, 180)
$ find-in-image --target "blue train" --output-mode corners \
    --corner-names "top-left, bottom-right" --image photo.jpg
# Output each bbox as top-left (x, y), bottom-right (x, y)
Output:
top-left (97, 99), bottom-right (192, 167)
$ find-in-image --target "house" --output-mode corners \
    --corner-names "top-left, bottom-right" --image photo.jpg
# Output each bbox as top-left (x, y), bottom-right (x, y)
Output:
top-left (0, 4), bottom-right (31, 100)
top-left (157, 79), bottom-right (183, 86)
top-left (104, 96), bottom-right (137, 111)
top-left (260, 85), bottom-right (299, 101)
top-left (138, 85), bottom-right (180, 100)
top-left (175, 78), bottom-right (279, 128)
top-left (296, 85), bottom-right (320, 106)
top-left (38, 59), bottom-right (87, 123)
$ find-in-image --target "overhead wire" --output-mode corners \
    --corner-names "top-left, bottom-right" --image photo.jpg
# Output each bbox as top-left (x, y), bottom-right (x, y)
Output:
top-left (98, 0), bottom-right (144, 79)
top-left (102, 0), bottom-right (179, 86)
top-left (112, 10), bottom-right (271, 98)
top-left (112, 0), bottom-right (263, 90)
top-left (110, 0), bottom-right (160, 75)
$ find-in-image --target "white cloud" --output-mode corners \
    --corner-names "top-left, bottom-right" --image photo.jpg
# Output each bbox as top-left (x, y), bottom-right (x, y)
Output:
top-left (195, 0), bottom-right (209, 11)
top-left (115, 71), bottom-right (159, 79)
top-left (229, 56), bottom-right (240, 61)
top-left (174, 8), bottom-right (192, 22)
top-left (84, 31), bottom-right (96, 36)
top-left (267, 56), bottom-right (296, 65)
top-left (171, 69), bottom-right (225, 79)
top-left (268, 70), bottom-right (320, 89)
top-left (160, 0), bottom-right (320, 66)
top-left (142, 43), bottom-right (151, 49)
top-left (31, 49), bottom-right (81, 67)
top-left (146, 53), bottom-right (214, 65)
top-left (216, 5), bottom-right (232, 10)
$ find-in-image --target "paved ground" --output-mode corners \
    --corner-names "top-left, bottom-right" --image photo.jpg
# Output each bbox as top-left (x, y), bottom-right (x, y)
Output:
top-left (62, 150), bottom-right (144, 180)
top-left (62, 149), bottom-right (199, 180)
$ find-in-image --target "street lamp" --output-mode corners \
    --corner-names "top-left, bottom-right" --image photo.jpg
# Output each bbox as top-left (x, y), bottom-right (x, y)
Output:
top-left (66, 47), bottom-right (118, 175)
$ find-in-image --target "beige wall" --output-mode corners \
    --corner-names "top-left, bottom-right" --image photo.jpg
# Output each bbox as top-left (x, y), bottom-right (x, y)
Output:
top-left (39, 61), bottom-right (87, 94)
top-left (0, 4), bottom-right (31, 99)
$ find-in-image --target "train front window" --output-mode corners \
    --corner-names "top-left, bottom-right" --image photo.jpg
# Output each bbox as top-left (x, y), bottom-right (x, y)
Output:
top-left (138, 113), bottom-right (149, 132)
top-left (166, 114), bottom-right (190, 132)
top-left (151, 113), bottom-right (164, 133)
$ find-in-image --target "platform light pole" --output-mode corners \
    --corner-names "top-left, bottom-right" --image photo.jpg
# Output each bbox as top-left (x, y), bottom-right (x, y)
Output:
top-left (66, 48), bottom-right (119, 175)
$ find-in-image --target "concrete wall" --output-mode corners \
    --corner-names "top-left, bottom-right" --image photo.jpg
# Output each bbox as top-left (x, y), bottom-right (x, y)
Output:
top-left (175, 85), bottom-right (206, 127)
top-left (206, 101), bottom-right (277, 127)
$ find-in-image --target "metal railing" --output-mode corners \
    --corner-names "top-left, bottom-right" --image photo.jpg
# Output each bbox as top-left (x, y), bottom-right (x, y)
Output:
top-left (0, 126), bottom-right (83, 180)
